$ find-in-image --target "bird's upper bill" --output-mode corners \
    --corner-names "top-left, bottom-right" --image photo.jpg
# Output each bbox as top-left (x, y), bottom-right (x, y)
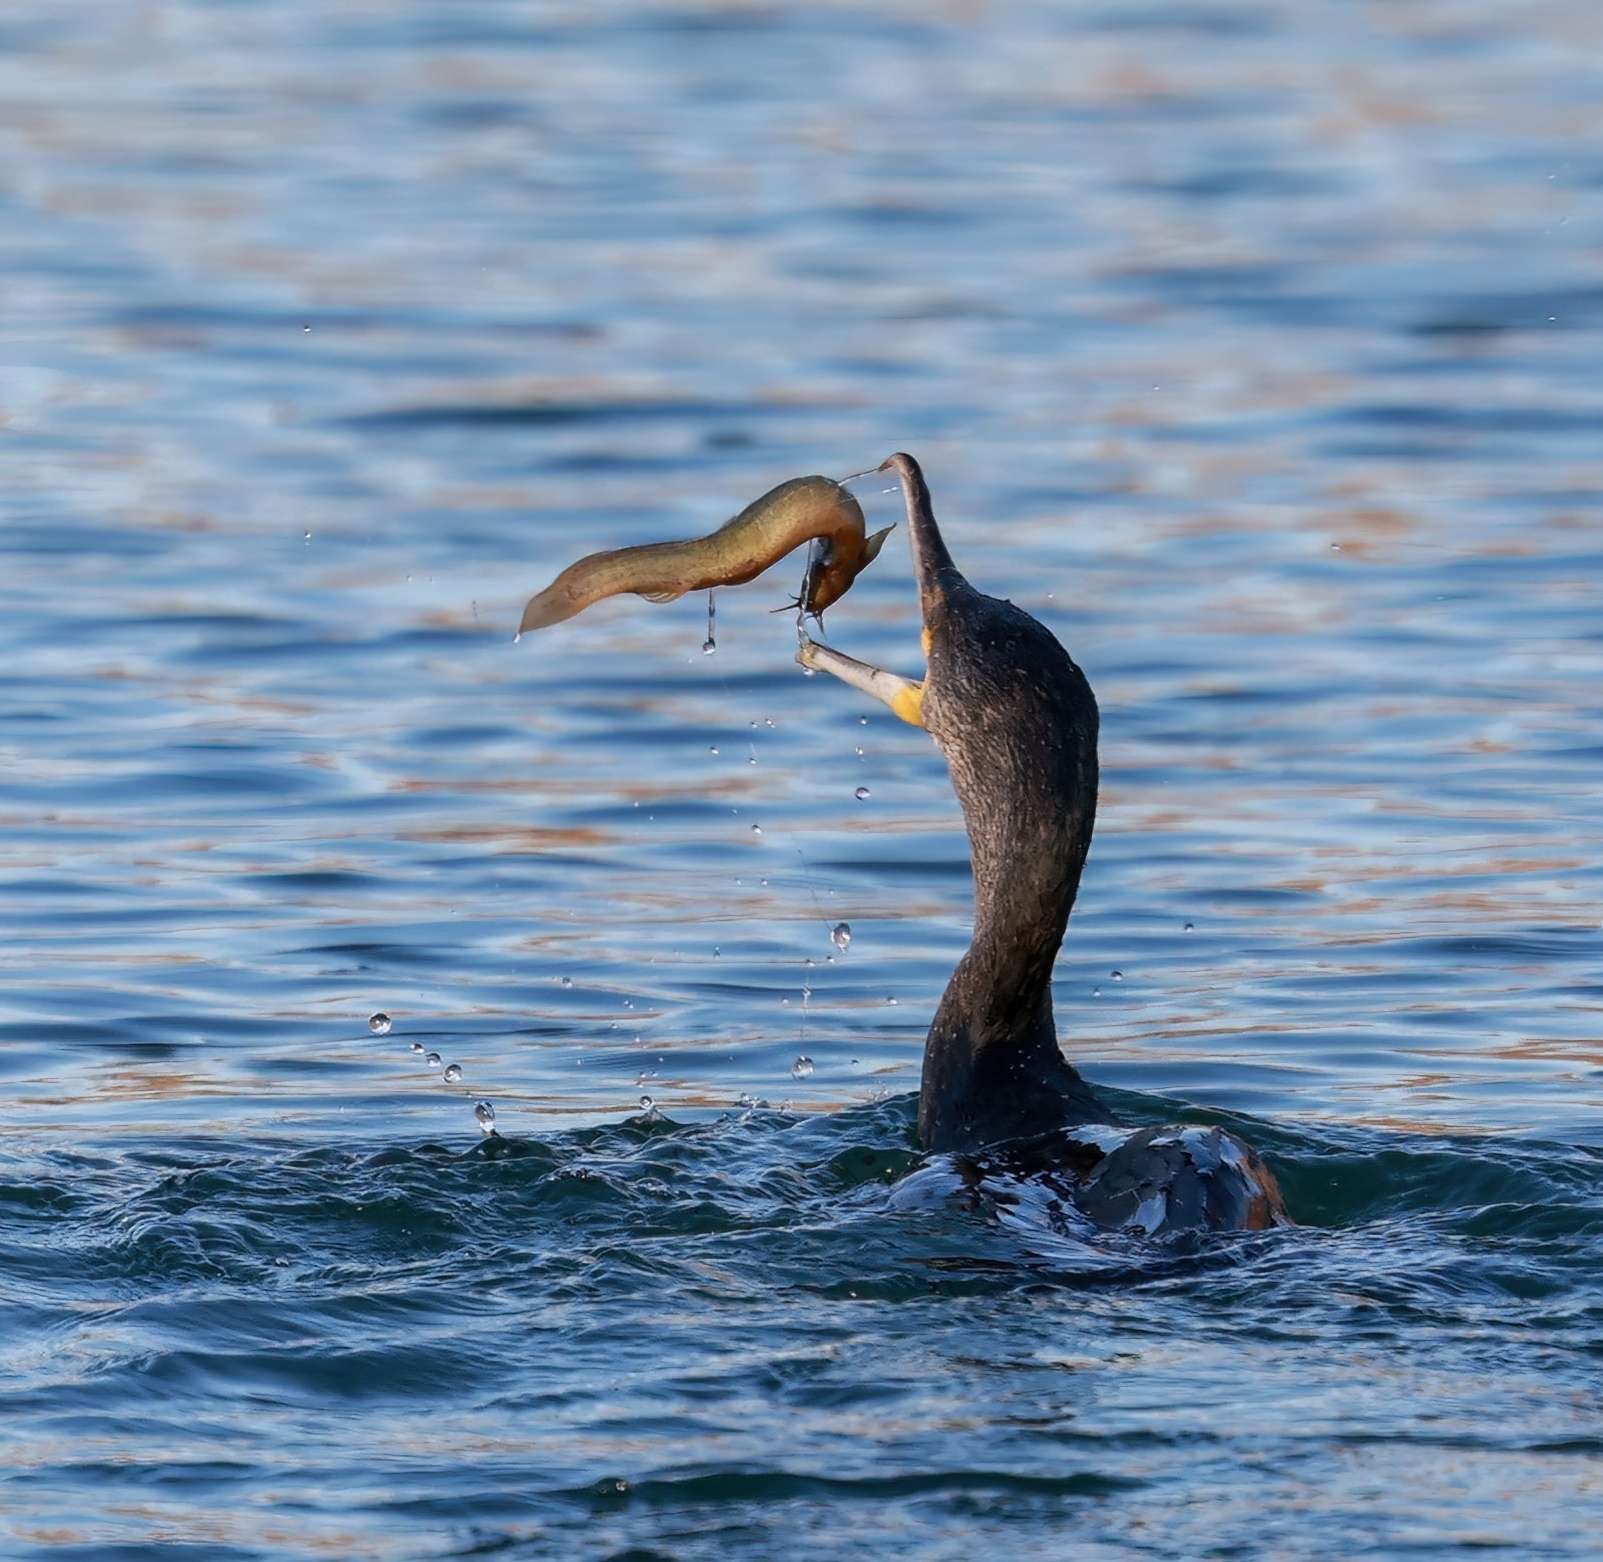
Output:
top-left (867, 452), bottom-right (959, 630)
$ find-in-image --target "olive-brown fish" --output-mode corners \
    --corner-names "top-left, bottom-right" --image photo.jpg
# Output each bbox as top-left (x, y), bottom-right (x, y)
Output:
top-left (517, 475), bottom-right (892, 635)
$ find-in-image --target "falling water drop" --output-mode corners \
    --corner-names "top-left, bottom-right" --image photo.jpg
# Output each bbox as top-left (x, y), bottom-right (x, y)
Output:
top-left (368, 1013), bottom-right (392, 1035)
top-left (474, 1101), bottom-right (496, 1135)
top-left (708, 744), bottom-right (719, 754)
top-left (1184, 922), bottom-right (1195, 933)
top-left (854, 786), bottom-right (871, 801)
top-left (443, 1063), bottom-right (463, 1084)
top-left (831, 922), bottom-right (851, 954)
top-left (409, 1041), bottom-right (424, 1054)
top-left (1111, 970), bottom-right (1123, 982)
top-left (702, 638), bottom-right (716, 655)
top-left (560, 976), bottom-right (573, 988)
top-left (792, 1056), bottom-right (814, 1079)
top-left (425, 1051), bottom-right (442, 1068)
top-left (751, 824), bottom-right (763, 837)
top-left (1091, 987), bottom-right (1101, 998)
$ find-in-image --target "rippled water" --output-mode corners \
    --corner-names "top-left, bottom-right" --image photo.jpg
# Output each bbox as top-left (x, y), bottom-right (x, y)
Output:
top-left (3, 2), bottom-right (1601, 1556)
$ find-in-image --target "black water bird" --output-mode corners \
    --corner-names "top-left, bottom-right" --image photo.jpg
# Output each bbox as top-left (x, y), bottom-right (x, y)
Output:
top-left (798, 453), bottom-right (1287, 1234)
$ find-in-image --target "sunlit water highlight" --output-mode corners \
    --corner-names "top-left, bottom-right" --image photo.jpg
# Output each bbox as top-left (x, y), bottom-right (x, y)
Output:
top-left (2, 1), bottom-right (1601, 1557)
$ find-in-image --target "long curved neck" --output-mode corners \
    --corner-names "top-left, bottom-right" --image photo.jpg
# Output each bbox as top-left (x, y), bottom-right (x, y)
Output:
top-left (918, 723), bottom-right (1104, 1150)
top-left (875, 452), bottom-right (1106, 1151)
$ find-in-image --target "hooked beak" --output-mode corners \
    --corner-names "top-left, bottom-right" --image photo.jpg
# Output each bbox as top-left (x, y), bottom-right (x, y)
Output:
top-left (870, 452), bottom-right (957, 628)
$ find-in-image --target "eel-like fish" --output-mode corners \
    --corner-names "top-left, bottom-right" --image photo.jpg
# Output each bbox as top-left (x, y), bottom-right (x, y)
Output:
top-left (517, 476), bottom-right (891, 634)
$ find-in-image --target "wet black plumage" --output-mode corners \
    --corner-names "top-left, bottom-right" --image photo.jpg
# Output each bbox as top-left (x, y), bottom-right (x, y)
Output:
top-left (877, 453), bottom-right (1287, 1230)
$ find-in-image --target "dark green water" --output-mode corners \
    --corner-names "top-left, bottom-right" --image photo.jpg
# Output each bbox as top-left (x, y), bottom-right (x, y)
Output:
top-left (2, 2), bottom-right (1601, 1556)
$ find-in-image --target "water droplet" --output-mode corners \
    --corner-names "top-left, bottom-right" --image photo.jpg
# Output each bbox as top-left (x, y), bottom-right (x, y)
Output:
top-left (702, 638), bottom-right (716, 654)
top-left (1111, 970), bottom-right (1123, 982)
top-left (792, 1055), bottom-right (814, 1079)
top-left (443, 1063), bottom-right (463, 1084)
top-left (708, 744), bottom-right (719, 754)
top-left (560, 975), bottom-right (573, 987)
top-left (410, 1040), bottom-right (424, 1053)
top-left (636, 1069), bottom-right (656, 1084)
top-left (831, 922), bottom-right (851, 954)
top-left (854, 745), bottom-right (864, 757)
top-left (854, 786), bottom-right (871, 801)
top-left (1091, 987), bottom-right (1101, 998)
top-left (368, 1012), bottom-right (391, 1035)
top-left (738, 1092), bottom-right (755, 1108)
top-left (712, 945), bottom-right (721, 958)
top-left (303, 530), bottom-right (313, 541)
top-left (764, 717), bottom-right (774, 728)
top-left (747, 755), bottom-right (757, 766)
top-left (639, 1094), bottom-right (657, 1116)
top-left (858, 716), bottom-right (868, 725)
top-left (886, 996), bottom-right (898, 1005)
top-left (1184, 921), bottom-right (1195, 933)
top-left (751, 824), bottom-right (763, 837)
top-left (425, 1051), bottom-right (442, 1068)
top-left (802, 665), bottom-right (816, 677)
top-left (513, 631), bottom-right (522, 644)
top-left (474, 1100), bottom-right (496, 1134)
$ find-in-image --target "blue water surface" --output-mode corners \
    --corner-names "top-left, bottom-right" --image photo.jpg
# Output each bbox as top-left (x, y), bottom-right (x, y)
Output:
top-left (2, 1), bottom-right (1601, 1557)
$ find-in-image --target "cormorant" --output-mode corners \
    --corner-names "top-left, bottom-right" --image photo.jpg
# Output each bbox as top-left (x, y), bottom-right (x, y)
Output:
top-left (798, 453), bottom-right (1287, 1234)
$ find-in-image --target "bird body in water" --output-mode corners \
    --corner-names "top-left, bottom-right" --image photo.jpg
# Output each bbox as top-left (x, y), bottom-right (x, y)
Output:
top-left (800, 453), bottom-right (1287, 1234)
